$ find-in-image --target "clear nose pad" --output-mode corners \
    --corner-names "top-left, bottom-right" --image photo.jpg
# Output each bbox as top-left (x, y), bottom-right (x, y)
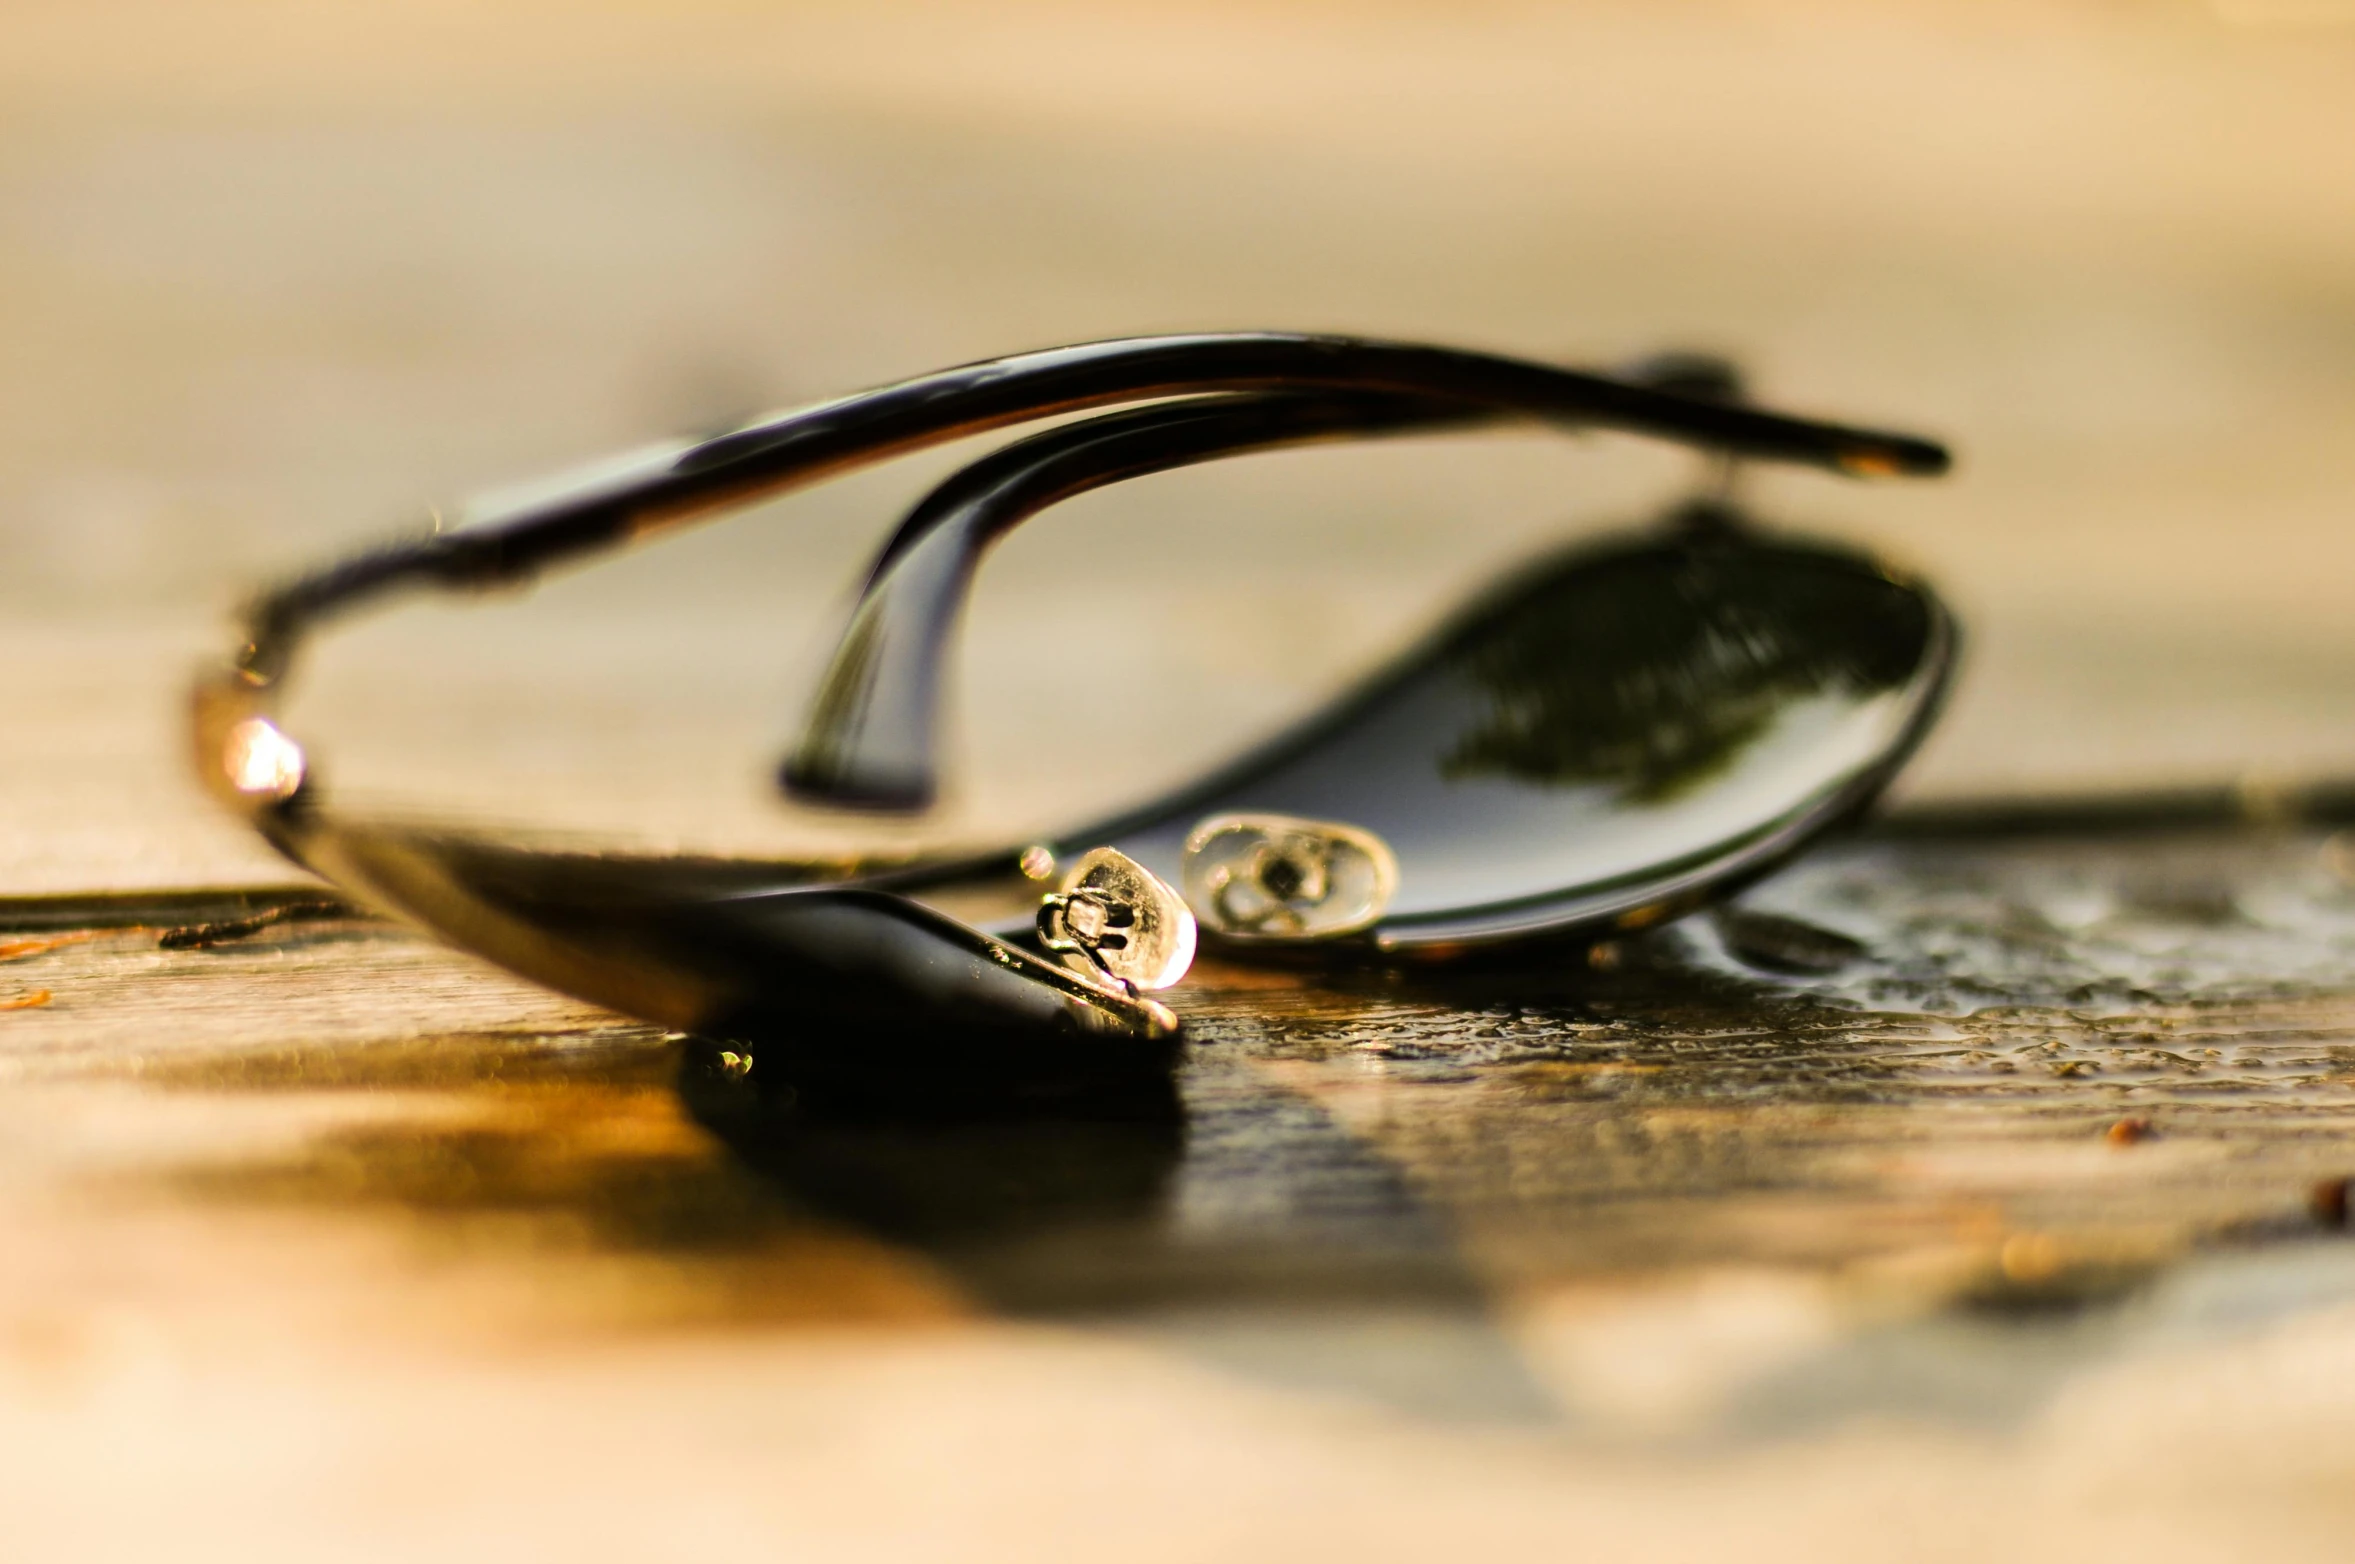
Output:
top-left (1037, 847), bottom-right (1197, 995)
top-left (1181, 814), bottom-right (1399, 941)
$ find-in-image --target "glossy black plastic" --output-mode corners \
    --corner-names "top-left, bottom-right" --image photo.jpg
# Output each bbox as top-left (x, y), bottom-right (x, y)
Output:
top-left (850, 501), bottom-right (1952, 955)
top-left (786, 391), bottom-right (1488, 808)
top-left (194, 334), bottom-right (1953, 1071)
top-left (785, 354), bottom-right (1798, 812)
top-left (233, 334), bottom-right (1943, 681)
top-left (263, 811), bottom-right (1184, 1084)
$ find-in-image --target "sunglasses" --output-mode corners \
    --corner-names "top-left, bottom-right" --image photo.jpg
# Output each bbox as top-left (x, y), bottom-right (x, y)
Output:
top-left (190, 334), bottom-right (1952, 1097)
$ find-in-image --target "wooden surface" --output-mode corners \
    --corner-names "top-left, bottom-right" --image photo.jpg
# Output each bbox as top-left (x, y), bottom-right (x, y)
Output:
top-left (6, 825), bottom-right (2355, 1559)
top-left (6, 3), bottom-right (2355, 1557)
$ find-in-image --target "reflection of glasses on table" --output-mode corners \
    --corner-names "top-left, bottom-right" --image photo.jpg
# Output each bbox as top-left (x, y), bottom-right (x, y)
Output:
top-left (190, 334), bottom-right (1953, 1094)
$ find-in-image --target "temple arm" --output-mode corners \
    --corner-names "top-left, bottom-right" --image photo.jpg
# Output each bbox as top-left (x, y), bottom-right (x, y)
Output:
top-left (784, 390), bottom-right (1496, 808)
top-left (232, 334), bottom-right (1945, 687)
top-left (784, 354), bottom-right (1939, 812)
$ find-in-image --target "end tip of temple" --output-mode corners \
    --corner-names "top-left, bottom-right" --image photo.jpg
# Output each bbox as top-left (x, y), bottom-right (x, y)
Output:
top-left (1837, 436), bottom-right (1951, 480)
top-left (778, 754), bottom-right (938, 814)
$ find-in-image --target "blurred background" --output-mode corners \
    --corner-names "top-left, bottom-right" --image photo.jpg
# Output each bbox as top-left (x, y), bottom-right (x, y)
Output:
top-left (4, 0), bottom-right (2351, 888)
top-left (8, 9), bottom-right (2355, 1559)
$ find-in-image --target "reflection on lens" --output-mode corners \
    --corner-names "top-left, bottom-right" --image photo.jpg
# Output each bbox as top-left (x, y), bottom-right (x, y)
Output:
top-left (1074, 517), bottom-right (1950, 949)
top-left (1443, 536), bottom-right (1932, 803)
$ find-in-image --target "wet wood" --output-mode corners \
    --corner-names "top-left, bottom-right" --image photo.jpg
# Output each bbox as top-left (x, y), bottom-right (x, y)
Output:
top-left (2, 823), bottom-right (2354, 1557)
top-left (8, 2), bottom-right (2355, 1556)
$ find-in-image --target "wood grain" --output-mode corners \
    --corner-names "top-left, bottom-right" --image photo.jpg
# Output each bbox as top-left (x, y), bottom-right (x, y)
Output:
top-left (6, 3), bottom-right (2355, 1556)
top-left (2, 823), bottom-right (2354, 1557)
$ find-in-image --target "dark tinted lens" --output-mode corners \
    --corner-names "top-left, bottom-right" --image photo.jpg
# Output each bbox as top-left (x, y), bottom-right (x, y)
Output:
top-left (1079, 522), bottom-right (1950, 945)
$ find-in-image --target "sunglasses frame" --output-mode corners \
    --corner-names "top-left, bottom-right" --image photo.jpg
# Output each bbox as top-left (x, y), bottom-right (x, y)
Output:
top-left (191, 333), bottom-right (1951, 1061)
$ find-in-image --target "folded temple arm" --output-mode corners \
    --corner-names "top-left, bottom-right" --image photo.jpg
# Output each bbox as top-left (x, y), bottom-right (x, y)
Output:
top-left (230, 334), bottom-right (1942, 689)
top-left (781, 351), bottom-right (1920, 812)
